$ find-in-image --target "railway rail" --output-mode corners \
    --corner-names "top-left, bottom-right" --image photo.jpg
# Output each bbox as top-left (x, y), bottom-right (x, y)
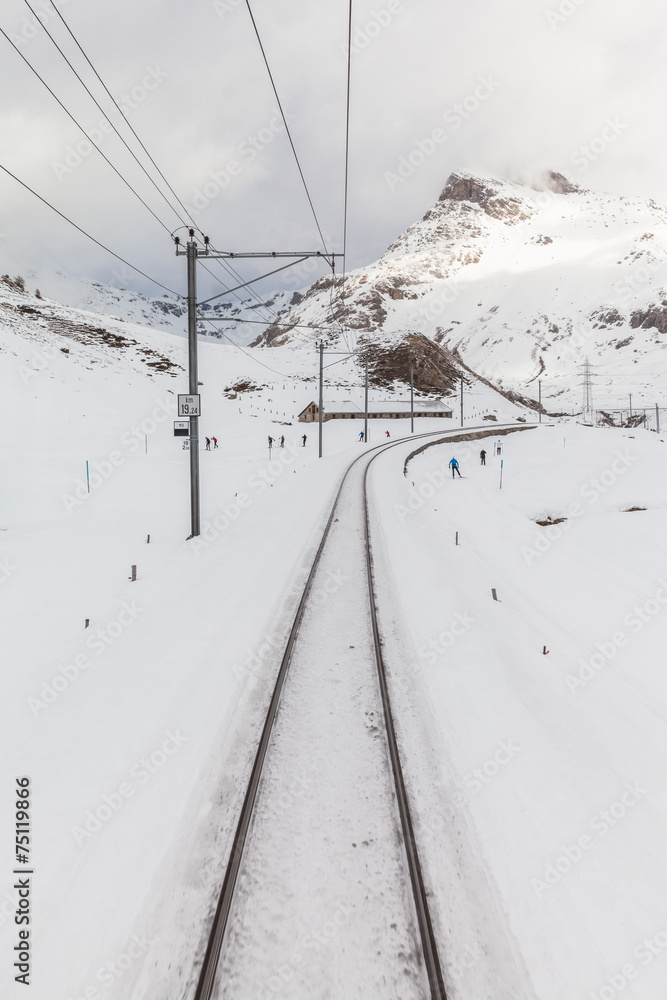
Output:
top-left (191, 424), bottom-right (530, 1000)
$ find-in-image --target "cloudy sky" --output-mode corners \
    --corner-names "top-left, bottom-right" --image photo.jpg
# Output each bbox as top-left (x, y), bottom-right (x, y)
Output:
top-left (0, 0), bottom-right (664, 303)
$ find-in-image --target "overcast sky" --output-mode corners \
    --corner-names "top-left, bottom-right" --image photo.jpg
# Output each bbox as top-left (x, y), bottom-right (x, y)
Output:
top-left (0, 0), bottom-right (665, 303)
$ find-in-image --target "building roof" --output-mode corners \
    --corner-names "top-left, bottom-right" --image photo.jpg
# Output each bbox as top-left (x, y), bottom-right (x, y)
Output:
top-left (299, 399), bottom-right (452, 415)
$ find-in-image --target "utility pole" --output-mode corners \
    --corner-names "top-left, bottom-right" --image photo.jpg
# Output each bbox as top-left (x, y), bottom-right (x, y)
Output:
top-left (364, 356), bottom-right (369, 444)
top-left (174, 230), bottom-right (342, 532)
top-left (629, 394), bottom-right (632, 420)
top-left (318, 341), bottom-right (324, 459)
top-left (186, 238), bottom-right (200, 538)
top-left (460, 377), bottom-right (464, 427)
top-left (410, 365), bottom-right (414, 434)
top-left (538, 380), bottom-right (542, 424)
top-left (656, 403), bottom-right (660, 434)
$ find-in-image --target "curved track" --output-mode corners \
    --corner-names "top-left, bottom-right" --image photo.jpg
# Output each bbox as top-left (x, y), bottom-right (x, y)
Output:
top-left (191, 424), bottom-right (526, 1000)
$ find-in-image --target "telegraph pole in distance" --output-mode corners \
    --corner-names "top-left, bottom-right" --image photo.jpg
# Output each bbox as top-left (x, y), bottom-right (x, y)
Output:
top-left (460, 377), bottom-right (464, 427)
top-left (410, 365), bottom-right (414, 434)
top-left (629, 394), bottom-right (632, 420)
top-left (364, 356), bottom-right (369, 444)
top-left (318, 341), bottom-right (324, 459)
top-left (656, 403), bottom-right (660, 434)
top-left (538, 380), bottom-right (542, 424)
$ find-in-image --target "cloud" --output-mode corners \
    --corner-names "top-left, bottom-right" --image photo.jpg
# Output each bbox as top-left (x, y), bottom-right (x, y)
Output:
top-left (0, 0), bottom-right (664, 304)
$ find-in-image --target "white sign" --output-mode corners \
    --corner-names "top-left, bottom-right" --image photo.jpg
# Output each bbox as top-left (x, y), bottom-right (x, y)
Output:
top-left (174, 421), bottom-right (189, 437)
top-left (182, 439), bottom-right (190, 450)
top-left (178, 394), bottom-right (201, 417)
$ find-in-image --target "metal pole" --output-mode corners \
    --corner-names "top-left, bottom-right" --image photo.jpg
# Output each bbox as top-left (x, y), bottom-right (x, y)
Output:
top-left (187, 240), bottom-right (200, 537)
top-left (629, 394), bottom-right (632, 419)
top-left (364, 356), bottom-right (369, 444)
top-left (538, 380), bottom-right (542, 423)
top-left (657, 404), bottom-right (660, 434)
top-left (318, 341), bottom-right (324, 459)
top-left (410, 365), bottom-right (414, 434)
top-left (460, 377), bottom-right (463, 427)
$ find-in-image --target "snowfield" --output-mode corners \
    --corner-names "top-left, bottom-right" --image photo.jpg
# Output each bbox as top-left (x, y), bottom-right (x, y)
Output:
top-left (3, 278), bottom-right (667, 1000)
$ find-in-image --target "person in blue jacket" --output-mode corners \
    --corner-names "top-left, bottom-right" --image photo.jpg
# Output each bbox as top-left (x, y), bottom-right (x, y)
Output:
top-left (449, 456), bottom-right (462, 478)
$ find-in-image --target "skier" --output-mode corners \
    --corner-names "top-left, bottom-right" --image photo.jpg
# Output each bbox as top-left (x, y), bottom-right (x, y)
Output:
top-left (359, 430), bottom-right (365, 442)
top-left (480, 448), bottom-right (486, 465)
top-left (205, 437), bottom-right (211, 451)
top-left (280, 435), bottom-right (285, 448)
top-left (302, 434), bottom-right (307, 447)
top-left (385, 430), bottom-right (390, 438)
top-left (449, 456), bottom-right (462, 478)
top-left (268, 435), bottom-right (274, 450)
top-left (212, 436), bottom-right (218, 449)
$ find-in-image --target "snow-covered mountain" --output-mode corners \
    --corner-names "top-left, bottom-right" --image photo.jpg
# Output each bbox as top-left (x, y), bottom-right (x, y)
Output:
top-left (16, 267), bottom-right (304, 348)
top-left (253, 170), bottom-right (667, 410)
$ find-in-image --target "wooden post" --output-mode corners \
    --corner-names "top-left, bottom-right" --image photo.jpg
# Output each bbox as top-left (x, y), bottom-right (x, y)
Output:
top-left (146, 534), bottom-right (150, 544)
top-left (85, 619), bottom-right (90, 629)
top-left (130, 565), bottom-right (137, 582)
top-left (492, 588), bottom-right (498, 601)
top-left (455, 531), bottom-right (459, 546)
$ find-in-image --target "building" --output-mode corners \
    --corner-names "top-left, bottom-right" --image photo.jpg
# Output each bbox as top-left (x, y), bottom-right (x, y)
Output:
top-left (298, 400), bottom-right (453, 422)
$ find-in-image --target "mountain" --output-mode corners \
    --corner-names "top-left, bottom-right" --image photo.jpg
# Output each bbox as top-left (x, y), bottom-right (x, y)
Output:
top-left (252, 170), bottom-right (667, 413)
top-left (15, 267), bottom-right (304, 348)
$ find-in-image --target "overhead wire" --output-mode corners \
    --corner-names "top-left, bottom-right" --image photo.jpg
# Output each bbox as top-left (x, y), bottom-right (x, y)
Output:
top-left (243, 0), bottom-right (329, 256)
top-left (0, 162), bottom-right (181, 296)
top-left (0, 27), bottom-right (173, 235)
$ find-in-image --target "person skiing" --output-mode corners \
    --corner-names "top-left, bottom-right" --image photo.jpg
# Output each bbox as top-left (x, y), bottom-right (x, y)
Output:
top-left (302, 434), bottom-right (307, 447)
top-left (480, 448), bottom-right (486, 465)
top-left (268, 435), bottom-right (274, 450)
top-left (359, 430), bottom-right (365, 442)
top-left (280, 435), bottom-right (285, 448)
top-left (212, 436), bottom-right (218, 449)
top-left (385, 430), bottom-right (390, 438)
top-left (205, 437), bottom-right (211, 450)
top-left (449, 456), bottom-right (462, 478)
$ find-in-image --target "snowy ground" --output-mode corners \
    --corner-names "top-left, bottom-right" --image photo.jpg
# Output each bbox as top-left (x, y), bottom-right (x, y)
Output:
top-left (5, 279), bottom-right (667, 1000)
top-left (371, 423), bottom-right (667, 1000)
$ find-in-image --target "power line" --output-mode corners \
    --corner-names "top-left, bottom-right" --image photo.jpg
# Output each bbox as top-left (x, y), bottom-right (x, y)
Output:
top-left (44, 0), bottom-right (196, 228)
top-left (0, 162), bottom-right (181, 296)
top-left (22, 0), bottom-right (189, 228)
top-left (242, 0), bottom-right (329, 254)
top-left (0, 27), bottom-right (173, 235)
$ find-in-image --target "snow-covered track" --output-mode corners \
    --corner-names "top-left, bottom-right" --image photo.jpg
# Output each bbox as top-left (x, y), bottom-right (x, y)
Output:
top-left (191, 424), bottom-right (526, 1000)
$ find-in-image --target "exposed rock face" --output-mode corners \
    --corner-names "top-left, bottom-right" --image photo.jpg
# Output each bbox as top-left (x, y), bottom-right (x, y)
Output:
top-left (360, 332), bottom-right (463, 393)
top-left (630, 306), bottom-right (667, 332)
top-left (438, 171), bottom-right (536, 224)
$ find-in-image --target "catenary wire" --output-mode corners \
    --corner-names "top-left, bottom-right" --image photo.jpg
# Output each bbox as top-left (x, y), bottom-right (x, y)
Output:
top-left (0, 162), bottom-right (182, 296)
top-left (243, 0), bottom-right (330, 256)
top-left (0, 28), bottom-right (173, 235)
top-left (22, 0), bottom-right (190, 228)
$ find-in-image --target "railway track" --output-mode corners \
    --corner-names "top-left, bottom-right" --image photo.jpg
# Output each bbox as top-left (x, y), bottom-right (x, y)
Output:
top-left (191, 425), bottom-right (525, 1000)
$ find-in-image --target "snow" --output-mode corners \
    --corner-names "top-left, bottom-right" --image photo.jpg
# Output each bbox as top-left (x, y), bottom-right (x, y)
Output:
top-left (4, 272), bottom-right (667, 1000)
